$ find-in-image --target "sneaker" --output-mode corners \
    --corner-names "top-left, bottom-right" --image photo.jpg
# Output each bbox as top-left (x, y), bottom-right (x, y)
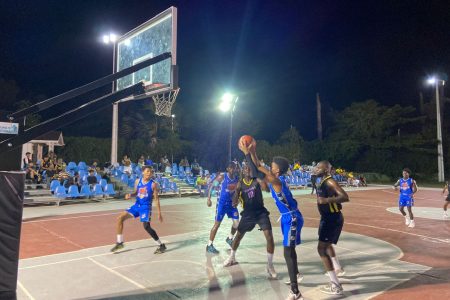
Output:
top-left (267, 263), bottom-right (277, 279)
top-left (225, 237), bottom-right (233, 247)
top-left (284, 273), bottom-right (304, 285)
top-left (206, 244), bottom-right (219, 254)
top-left (285, 290), bottom-right (304, 300)
top-left (223, 255), bottom-right (237, 267)
top-left (408, 220), bottom-right (415, 228)
top-left (319, 282), bottom-right (343, 295)
top-left (154, 243), bottom-right (166, 254)
top-left (404, 217), bottom-right (410, 226)
top-left (325, 269), bottom-right (346, 277)
top-left (110, 242), bottom-right (124, 252)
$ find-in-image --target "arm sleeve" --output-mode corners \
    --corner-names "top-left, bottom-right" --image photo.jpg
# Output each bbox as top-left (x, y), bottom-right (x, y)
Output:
top-left (245, 154), bottom-right (265, 180)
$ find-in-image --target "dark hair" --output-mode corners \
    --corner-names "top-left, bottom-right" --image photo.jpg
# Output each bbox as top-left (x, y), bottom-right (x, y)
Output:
top-left (227, 161), bottom-right (237, 168)
top-left (403, 168), bottom-right (411, 174)
top-left (272, 156), bottom-right (290, 175)
top-left (142, 165), bottom-right (153, 171)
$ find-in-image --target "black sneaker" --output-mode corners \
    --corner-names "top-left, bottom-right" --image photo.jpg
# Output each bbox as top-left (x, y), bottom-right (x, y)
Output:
top-left (206, 244), bottom-right (219, 254)
top-left (154, 243), bottom-right (167, 254)
top-left (225, 237), bottom-right (233, 247)
top-left (110, 242), bottom-right (124, 252)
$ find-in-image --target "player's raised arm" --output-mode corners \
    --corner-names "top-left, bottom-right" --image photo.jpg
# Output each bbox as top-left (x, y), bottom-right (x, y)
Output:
top-left (125, 179), bottom-right (140, 200)
top-left (232, 181), bottom-right (242, 208)
top-left (238, 139), bottom-right (281, 189)
top-left (152, 181), bottom-right (163, 223)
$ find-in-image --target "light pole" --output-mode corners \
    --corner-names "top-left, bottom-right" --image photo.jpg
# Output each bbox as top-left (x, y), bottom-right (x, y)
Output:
top-left (102, 33), bottom-right (119, 164)
top-left (427, 76), bottom-right (446, 182)
top-left (219, 93), bottom-right (239, 163)
top-left (171, 114), bottom-right (175, 165)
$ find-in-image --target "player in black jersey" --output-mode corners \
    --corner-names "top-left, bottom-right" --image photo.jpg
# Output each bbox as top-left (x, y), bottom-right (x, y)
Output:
top-left (222, 163), bottom-right (278, 277)
top-left (313, 161), bottom-right (349, 295)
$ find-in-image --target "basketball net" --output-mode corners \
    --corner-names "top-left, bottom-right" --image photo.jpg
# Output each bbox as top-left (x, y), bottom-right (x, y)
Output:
top-left (152, 88), bottom-right (180, 117)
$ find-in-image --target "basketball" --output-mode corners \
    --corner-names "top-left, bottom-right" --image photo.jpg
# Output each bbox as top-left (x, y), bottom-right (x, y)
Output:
top-left (239, 135), bottom-right (254, 147)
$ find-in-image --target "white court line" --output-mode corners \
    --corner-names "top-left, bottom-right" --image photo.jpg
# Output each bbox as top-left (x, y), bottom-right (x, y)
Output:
top-left (110, 259), bottom-right (214, 273)
top-left (32, 222), bottom-right (84, 249)
top-left (19, 229), bottom-right (210, 269)
top-left (23, 212), bottom-right (118, 223)
top-left (17, 280), bottom-right (36, 300)
top-left (19, 252), bottom-right (112, 270)
top-left (88, 257), bottom-right (152, 292)
top-left (381, 190), bottom-right (444, 202)
top-left (23, 210), bottom-right (208, 224)
top-left (316, 217), bottom-right (450, 244)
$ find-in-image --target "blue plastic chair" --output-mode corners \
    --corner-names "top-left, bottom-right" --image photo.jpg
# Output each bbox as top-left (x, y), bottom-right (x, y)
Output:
top-left (104, 183), bottom-right (116, 196)
top-left (77, 161), bottom-right (87, 171)
top-left (121, 174), bottom-right (128, 184)
top-left (79, 184), bottom-right (92, 197)
top-left (54, 186), bottom-right (67, 198)
top-left (100, 179), bottom-right (107, 189)
top-left (92, 184), bottom-right (104, 197)
top-left (67, 185), bottom-right (80, 198)
top-left (50, 180), bottom-right (60, 193)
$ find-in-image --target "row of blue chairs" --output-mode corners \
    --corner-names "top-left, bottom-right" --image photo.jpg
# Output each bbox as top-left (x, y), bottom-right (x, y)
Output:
top-left (54, 183), bottom-right (116, 199)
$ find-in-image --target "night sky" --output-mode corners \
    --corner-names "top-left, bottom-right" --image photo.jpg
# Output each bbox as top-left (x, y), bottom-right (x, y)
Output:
top-left (1, 0), bottom-right (449, 141)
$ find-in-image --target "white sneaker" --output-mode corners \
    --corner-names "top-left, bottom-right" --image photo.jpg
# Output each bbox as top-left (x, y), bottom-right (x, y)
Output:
top-left (319, 282), bottom-right (343, 295)
top-left (223, 256), bottom-right (237, 267)
top-left (325, 269), bottom-right (346, 277)
top-left (267, 263), bottom-right (277, 279)
top-left (285, 290), bottom-right (304, 300)
top-left (285, 273), bottom-right (304, 285)
top-left (408, 220), bottom-right (415, 228)
top-left (404, 217), bottom-right (410, 225)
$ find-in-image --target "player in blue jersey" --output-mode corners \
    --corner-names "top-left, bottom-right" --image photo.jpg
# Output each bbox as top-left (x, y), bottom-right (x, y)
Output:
top-left (393, 168), bottom-right (417, 228)
top-left (442, 180), bottom-right (450, 218)
top-left (110, 166), bottom-right (166, 254)
top-left (313, 161), bottom-right (349, 295)
top-left (240, 140), bottom-right (304, 300)
top-left (206, 162), bottom-right (240, 254)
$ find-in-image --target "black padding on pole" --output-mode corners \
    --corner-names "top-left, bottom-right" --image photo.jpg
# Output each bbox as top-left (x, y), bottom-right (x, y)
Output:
top-left (7, 52), bottom-right (171, 120)
top-left (0, 171), bottom-right (24, 300)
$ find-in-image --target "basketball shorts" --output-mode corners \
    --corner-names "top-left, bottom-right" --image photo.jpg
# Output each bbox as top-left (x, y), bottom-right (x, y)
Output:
top-left (319, 212), bottom-right (344, 244)
top-left (215, 203), bottom-right (239, 222)
top-left (399, 196), bottom-right (414, 207)
top-left (280, 210), bottom-right (303, 247)
top-left (238, 209), bottom-right (272, 233)
top-left (127, 204), bottom-right (151, 222)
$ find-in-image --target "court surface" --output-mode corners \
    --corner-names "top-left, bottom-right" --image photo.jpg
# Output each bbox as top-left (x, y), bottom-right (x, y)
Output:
top-left (18, 186), bottom-right (450, 299)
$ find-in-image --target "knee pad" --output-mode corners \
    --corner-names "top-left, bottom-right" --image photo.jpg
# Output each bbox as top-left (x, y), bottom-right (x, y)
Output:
top-left (143, 222), bottom-right (151, 231)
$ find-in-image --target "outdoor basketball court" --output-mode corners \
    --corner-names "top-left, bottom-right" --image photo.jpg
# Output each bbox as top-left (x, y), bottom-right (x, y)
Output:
top-left (17, 186), bottom-right (450, 300)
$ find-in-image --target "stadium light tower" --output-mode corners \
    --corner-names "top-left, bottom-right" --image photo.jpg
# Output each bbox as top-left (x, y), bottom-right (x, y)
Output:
top-left (219, 93), bottom-right (239, 163)
top-left (171, 114), bottom-right (175, 165)
top-left (427, 76), bottom-right (446, 182)
top-left (101, 32), bottom-right (120, 164)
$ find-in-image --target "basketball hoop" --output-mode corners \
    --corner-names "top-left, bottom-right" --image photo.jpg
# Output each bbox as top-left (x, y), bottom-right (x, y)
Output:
top-left (152, 87), bottom-right (180, 117)
top-left (140, 82), bottom-right (179, 117)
